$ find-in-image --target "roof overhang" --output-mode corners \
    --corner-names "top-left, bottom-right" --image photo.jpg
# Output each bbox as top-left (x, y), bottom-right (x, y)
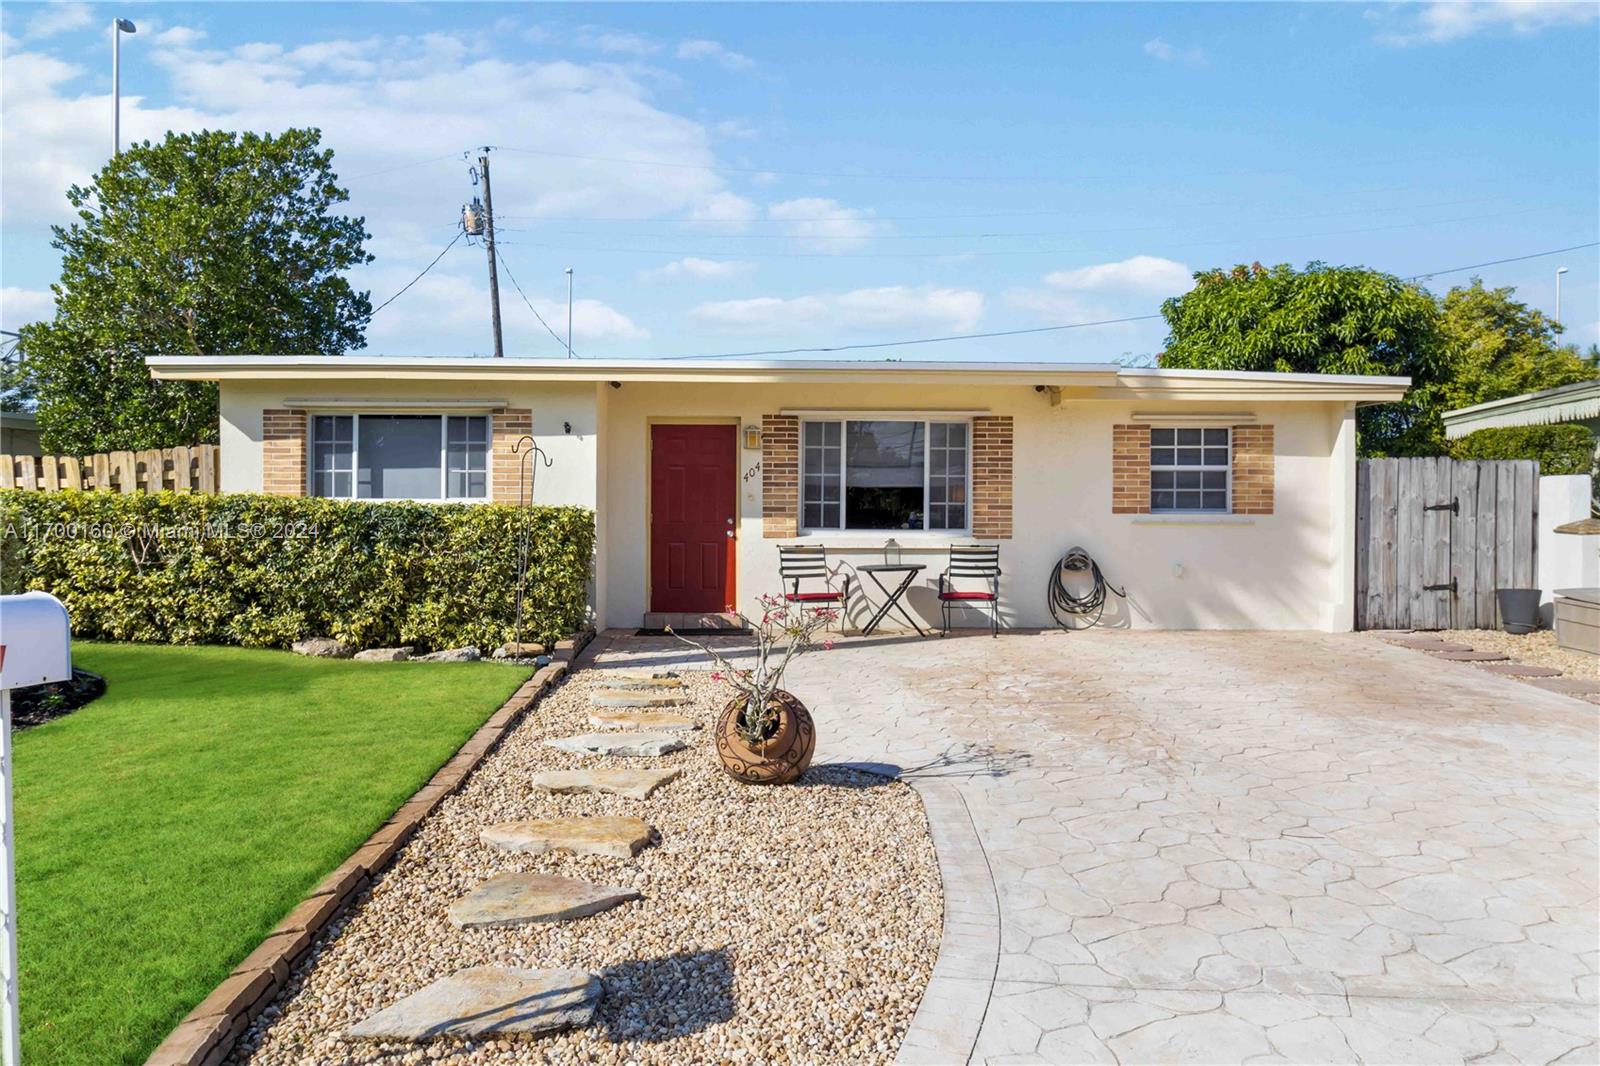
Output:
top-left (1442, 380), bottom-right (1600, 439)
top-left (145, 355), bottom-right (1411, 402)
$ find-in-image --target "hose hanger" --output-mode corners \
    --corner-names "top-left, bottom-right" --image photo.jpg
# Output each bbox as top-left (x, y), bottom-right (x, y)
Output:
top-left (1047, 546), bottom-right (1125, 630)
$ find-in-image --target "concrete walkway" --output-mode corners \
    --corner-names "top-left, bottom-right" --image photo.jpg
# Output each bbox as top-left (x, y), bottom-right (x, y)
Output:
top-left (588, 629), bottom-right (1599, 1065)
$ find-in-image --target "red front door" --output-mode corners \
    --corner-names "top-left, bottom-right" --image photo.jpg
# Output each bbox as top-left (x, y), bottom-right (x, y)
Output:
top-left (650, 423), bottom-right (737, 613)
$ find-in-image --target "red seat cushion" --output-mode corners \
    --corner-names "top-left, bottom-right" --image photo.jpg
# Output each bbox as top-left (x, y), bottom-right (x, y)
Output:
top-left (939, 591), bottom-right (996, 601)
top-left (784, 591), bottom-right (843, 602)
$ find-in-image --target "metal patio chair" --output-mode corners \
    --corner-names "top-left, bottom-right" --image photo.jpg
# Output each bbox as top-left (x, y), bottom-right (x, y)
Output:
top-left (938, 544), bottom-right (1003, 637)
top-left (778, 544), bottom-right (852, 625)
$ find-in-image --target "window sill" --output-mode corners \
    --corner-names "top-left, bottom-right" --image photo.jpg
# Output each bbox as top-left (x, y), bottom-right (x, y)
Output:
top-left (1129, 514), bottom-right (1257, 527)
top-left (790, 531), bottom-right (974, 550)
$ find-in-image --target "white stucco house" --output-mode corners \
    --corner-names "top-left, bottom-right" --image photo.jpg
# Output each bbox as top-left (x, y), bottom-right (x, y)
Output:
top-left (145, 355), bottom-right (1409, 633)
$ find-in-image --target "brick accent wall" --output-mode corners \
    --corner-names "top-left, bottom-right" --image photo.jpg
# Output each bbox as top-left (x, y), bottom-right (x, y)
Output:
top-left (1111, 424), bottom-right (1151, 514)
top-left (490, 408), bottom-right (533, 502)
top-left (971, 415), bottom-right (1013, 540)
top-left (1230, 423), bottom-right (1275, 515)
top-left (761, 414), bottom-right (799, 539)
top-left (262, 409), bottom-right (306, 496)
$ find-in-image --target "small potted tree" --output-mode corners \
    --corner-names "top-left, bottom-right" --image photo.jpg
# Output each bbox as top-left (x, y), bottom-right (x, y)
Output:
top-left (669, 595), bottom-right (834, 785)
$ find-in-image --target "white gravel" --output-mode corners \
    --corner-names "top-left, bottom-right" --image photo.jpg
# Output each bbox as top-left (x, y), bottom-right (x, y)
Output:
top-left (232, 668), bottom-right (943, 1066)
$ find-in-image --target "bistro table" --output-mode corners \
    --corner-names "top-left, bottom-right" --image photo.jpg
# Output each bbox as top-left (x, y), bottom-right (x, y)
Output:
top-left (856, 563), bottom-right (929, 636)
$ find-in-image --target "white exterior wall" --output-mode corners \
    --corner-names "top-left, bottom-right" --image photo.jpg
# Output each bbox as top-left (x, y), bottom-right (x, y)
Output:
top-left (1537, 474), bottom-right (1600, 625)
top-left (600, 381), bottom-right (1356, 632)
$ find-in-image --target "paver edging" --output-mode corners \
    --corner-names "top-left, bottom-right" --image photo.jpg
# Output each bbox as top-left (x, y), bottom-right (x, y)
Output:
top-left (144, 628), bottom-right (593, 1066)
top-left (893, 779), bottom-right (1000, 1066)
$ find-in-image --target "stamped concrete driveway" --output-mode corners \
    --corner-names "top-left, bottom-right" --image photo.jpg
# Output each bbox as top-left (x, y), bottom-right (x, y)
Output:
top-left (590, 630), bottom-right (1599, 1065)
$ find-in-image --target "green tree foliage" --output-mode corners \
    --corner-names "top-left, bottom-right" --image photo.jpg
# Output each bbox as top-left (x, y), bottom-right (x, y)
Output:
top-left (19, 129), bottom-right (372, 453)
top-left (1450, 424), bottom-right (1597, 477)
top-left (1159, 262), bottom-right (1449, 455)
top-left (1, 493), bottom-right (594, 649)
top-left (1436, 280), bottom-right (1598, 413)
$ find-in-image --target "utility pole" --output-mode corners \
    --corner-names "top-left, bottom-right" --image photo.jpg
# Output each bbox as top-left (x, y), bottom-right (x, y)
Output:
top-left (479, 150), bottom-right (505, 358)
top-left (565, 267), bottom-right (574, 358)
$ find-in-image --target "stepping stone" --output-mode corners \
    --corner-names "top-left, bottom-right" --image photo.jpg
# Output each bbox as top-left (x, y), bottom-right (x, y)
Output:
top-left (532, 768), bottom-right (680, 800)
top-left (1406, 642), bottom-right (1474, 654)
top-left (588, 708), bottom-right (699, 732)
top-left (449, 872), bottom-right (640, 928)
top-left (1480, 663), bottom-right (1564, 678)
top-left (347, 965), bottom-right (600, 1041)
top-left (546, 732), bottom-right (687, 757)
top-left (591, 689), bottom-right (686, 708)
top-left (1430, 649), bottom-right (1508, 662)
top-left (601, 672), bottom-right (684, 690)
top-left (1383, 636), bottom-right (1449, 647)
top-left (1527, 677), bottom-right (1600, 696)
top-left (482, 816), bottom-right (656, 859)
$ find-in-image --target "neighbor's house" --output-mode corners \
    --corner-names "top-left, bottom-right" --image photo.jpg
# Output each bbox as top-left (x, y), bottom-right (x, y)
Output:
top-left (1442, 379), bottom-right (1600, 465)
top-left (145, 356), bottom-right (1409, 633)
top-left (0, 409), bottom-right (41, 455)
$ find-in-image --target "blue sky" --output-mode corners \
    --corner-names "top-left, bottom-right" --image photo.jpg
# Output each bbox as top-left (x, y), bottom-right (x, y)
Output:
top-left (2, 1), bottom-right (1596, 362)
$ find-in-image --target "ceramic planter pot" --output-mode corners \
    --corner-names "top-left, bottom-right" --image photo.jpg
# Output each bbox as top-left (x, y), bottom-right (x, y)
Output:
top-left (715, 689), bottom-right (816, 785)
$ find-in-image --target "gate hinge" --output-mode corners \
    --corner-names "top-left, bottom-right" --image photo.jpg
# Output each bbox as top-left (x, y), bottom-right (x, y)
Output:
top-left (1424, 497), bottom-right (1460, 514)
top-left (1424, 578), bottom-right (1458, 594)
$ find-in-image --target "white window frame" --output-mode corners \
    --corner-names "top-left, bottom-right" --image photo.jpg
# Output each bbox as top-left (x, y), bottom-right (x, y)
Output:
top-left (799, 417), bottom-right (973, 533)
top-left (1149, 426), bottom-right (1231, 514)
top-left (308, 413), bottom-right (490, 502)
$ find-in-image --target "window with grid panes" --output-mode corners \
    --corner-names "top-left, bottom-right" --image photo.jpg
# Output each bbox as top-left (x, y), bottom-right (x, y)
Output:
top-left (1149, 427), bottom-right (1230, 512)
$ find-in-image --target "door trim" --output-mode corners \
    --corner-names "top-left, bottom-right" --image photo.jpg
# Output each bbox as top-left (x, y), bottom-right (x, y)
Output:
top-left (645, 418), bottom-right (741, 615)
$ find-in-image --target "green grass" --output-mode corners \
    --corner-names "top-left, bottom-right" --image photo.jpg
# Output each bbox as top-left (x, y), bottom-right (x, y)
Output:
top-left (13, 643), bottom-right (532, 1066)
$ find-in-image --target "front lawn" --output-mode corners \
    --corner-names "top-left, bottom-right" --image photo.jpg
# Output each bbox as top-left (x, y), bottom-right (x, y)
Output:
top-left (14, 643), bottom-right (532, 1066)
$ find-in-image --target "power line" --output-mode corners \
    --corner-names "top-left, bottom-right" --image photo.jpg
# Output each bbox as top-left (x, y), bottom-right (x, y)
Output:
top-left (493, 246), bottom-right (574, 356)
top-left (1405, 242), bottom-right (1599, 281)
top-left (656, 314), bottom-right (1164, 360)
top-left (371, 230), bottom-right (464, 315)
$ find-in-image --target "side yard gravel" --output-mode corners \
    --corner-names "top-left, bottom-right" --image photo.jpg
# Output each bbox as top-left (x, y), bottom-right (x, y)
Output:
top-left (1437, 628), bottom-right (1598, 678)
top-left (232, 668), bottom-right (943, 1065)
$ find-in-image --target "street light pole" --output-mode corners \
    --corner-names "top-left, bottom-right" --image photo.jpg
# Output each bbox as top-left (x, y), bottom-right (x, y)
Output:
top-left (565, 268), bottom-right (574, 358)
top-left (111, 19), bottom-right (137, 155)
top-left (1555, 267), bottom-right (1568, 328)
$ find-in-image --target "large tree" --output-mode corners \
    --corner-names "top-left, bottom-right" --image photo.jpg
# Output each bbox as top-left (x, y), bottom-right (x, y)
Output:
top-left (1159, 262), bottom-right (1449, 455)
top-left (19, 129), bottom-right (373, 453)
top-left (1435, 279), bottom-right (1597, 414)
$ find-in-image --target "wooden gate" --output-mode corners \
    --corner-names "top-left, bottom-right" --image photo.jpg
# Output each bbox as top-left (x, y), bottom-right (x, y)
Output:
top-left (1355, 457), bottom-right (1539, 630)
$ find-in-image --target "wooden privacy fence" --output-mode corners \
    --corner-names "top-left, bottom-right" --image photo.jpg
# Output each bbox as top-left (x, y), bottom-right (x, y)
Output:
top-left (1356, 457), bottom-right (1538, 631)
top-left (0, 445), bottom-right (219, 493)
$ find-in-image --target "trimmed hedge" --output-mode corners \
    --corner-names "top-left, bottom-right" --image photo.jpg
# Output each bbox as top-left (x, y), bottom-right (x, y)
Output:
top-left (0, 491), bottom-right (594, 650)
top-left (1450, 424), bottom-right (1598, 476)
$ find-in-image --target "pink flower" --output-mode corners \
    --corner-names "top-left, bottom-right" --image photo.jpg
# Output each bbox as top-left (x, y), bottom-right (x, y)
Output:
top-left (823, 639), bottom-right (835, 651)
top-left (711, 671), bottom-right (724, 681)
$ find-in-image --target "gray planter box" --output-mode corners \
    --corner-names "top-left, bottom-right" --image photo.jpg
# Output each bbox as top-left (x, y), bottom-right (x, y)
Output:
top-left (1553, 588), bottom-right (1600, 656)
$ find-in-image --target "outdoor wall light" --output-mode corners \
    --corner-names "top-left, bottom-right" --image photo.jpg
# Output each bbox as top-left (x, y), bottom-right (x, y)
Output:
top-left (743, 425), bottom-right (762, 450)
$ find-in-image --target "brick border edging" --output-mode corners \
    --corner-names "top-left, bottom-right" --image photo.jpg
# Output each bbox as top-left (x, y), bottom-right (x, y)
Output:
top-left (145, 629), bottom-right (595, 1066)
top-left (892, 779), bottom-right (1001, 1066)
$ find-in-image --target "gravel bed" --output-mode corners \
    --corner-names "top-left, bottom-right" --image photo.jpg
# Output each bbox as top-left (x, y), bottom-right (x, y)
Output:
top-left (233, 668), bottom-right (942, 1066)
top-left (1436, 629), bottom-right (1598, 678)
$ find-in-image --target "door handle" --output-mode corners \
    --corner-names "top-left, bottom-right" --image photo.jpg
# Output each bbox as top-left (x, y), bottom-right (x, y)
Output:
top-left (726, 530), bottom-right (735, 538)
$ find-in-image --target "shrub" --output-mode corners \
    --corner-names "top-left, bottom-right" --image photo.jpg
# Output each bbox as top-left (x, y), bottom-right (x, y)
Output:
top-left (0, 491), bottom-right (594, 650)
top-left (1449, 424), bottom-right (1598, 476)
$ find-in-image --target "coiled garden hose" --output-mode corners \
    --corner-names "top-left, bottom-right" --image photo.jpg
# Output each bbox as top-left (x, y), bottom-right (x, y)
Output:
top-left (1047, 546), bottom-right (1125, 630)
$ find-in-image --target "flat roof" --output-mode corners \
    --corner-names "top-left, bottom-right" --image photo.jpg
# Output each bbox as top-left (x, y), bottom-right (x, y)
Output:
top-left (145, 354), bottom-right (1411, 401)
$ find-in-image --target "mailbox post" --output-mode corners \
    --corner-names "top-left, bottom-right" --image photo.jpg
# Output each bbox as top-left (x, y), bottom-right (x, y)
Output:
top-left (0, 592), bottom-right (72, 1066)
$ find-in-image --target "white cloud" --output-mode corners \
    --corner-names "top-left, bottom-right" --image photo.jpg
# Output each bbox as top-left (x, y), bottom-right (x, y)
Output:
top-left (575, 27), bottom-right (660, 56)
top-left (690, 285), bottom-right (983, 336)
top-left (1, 286), bottom-right (54, 331)
top-left (1040, 256), bottom-right (1195, 295)
top-left (676, 38), bottom-right (755, 72)
top-left (24, 3), bottom-right (93, 39)
top-left (1376, 1), bottom-right (1598, 44)
top-left (1143, 37), bottom-right (1207, 65)
top-left (643, 257), bottom-right (754, 282)
top-left (767, 197), bottom-right (889, 251)
top-left (1008, 256), bottom-right (1193, 324)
